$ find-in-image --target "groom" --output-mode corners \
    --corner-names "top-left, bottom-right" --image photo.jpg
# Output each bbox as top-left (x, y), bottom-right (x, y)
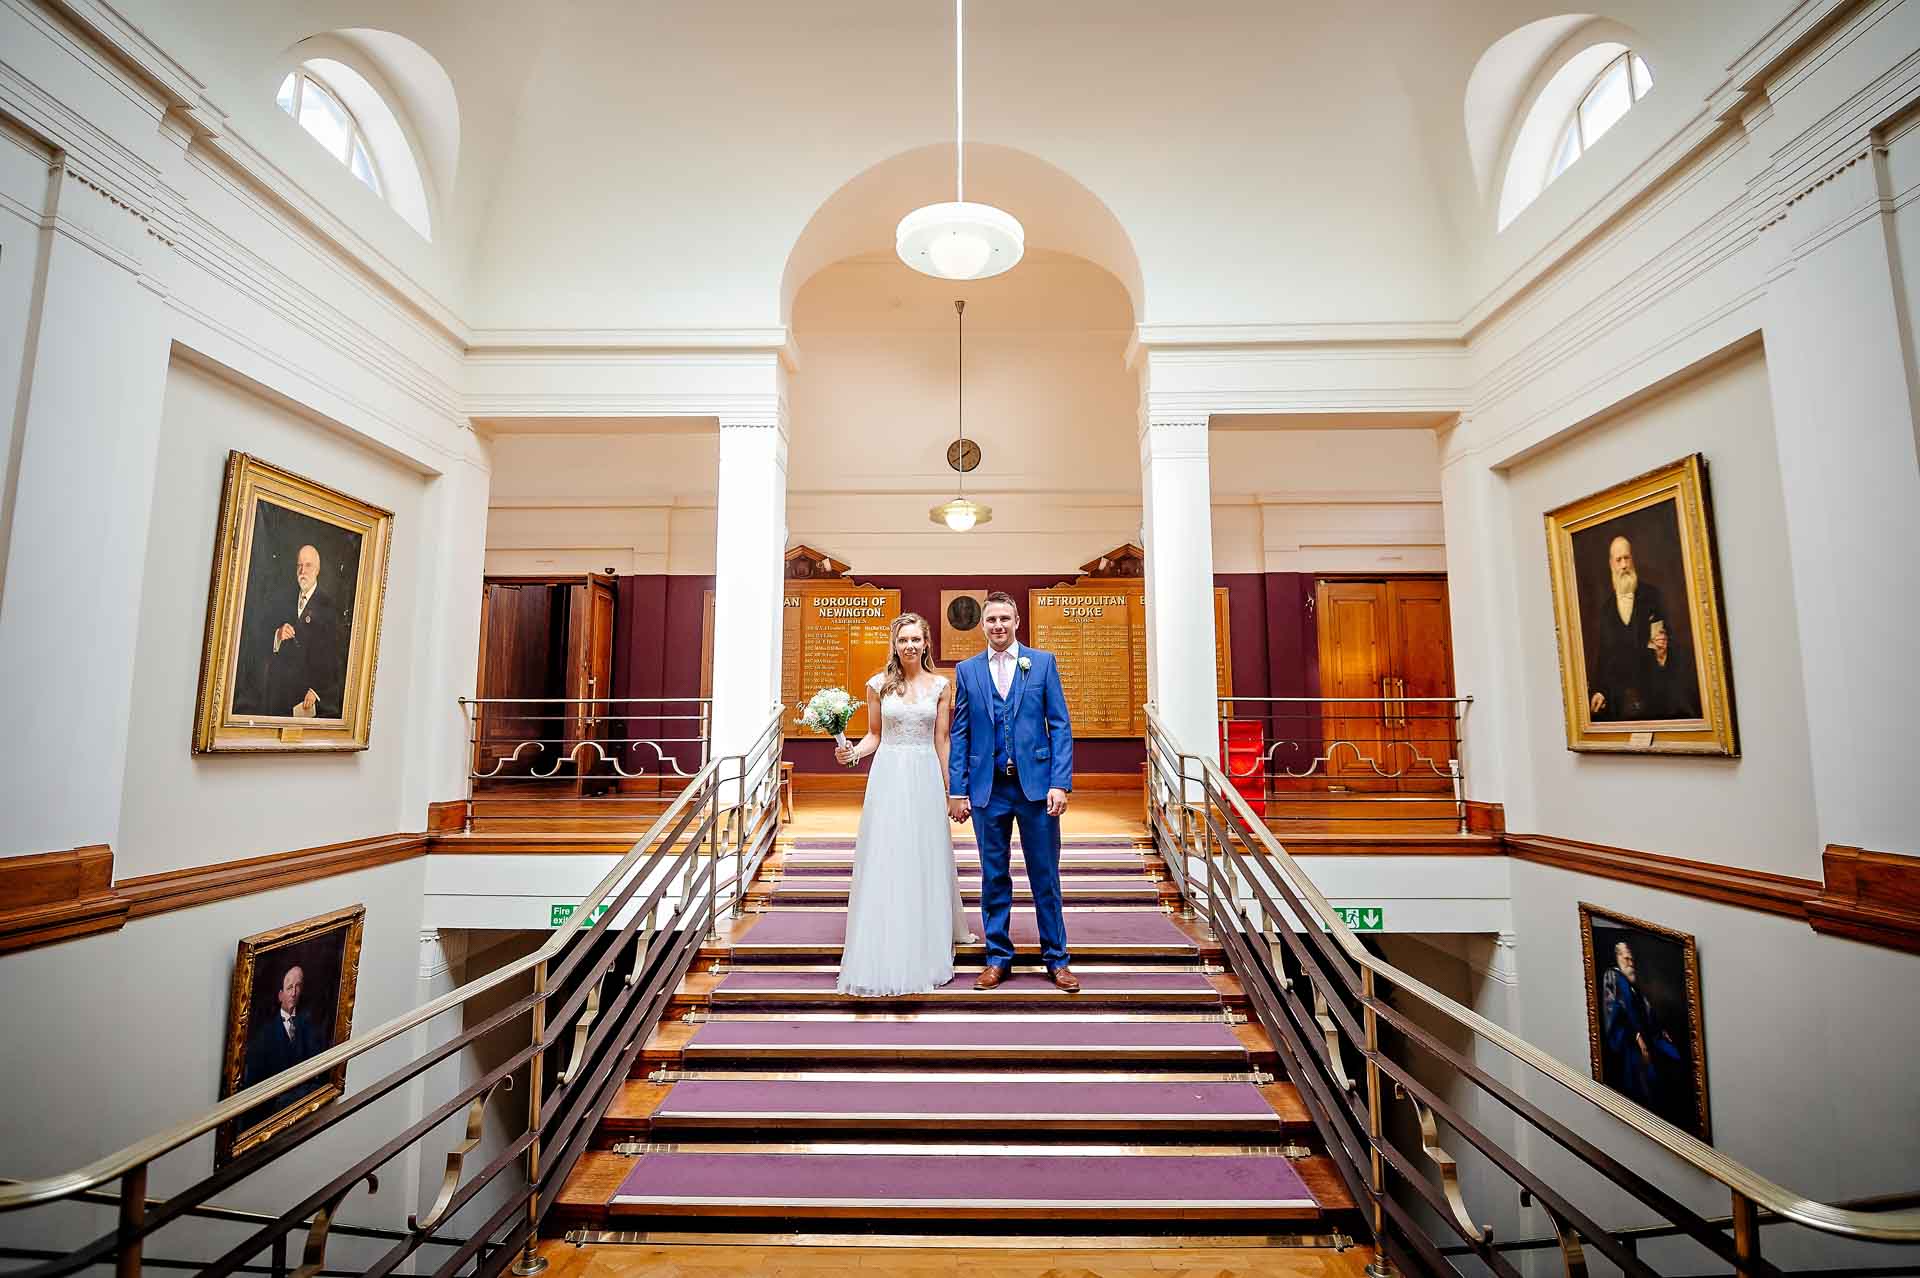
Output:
top-left (948, 592), bottom-right (1077, 992)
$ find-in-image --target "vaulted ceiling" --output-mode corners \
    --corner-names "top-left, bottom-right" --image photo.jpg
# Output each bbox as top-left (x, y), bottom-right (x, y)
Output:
top-left (129, 0), bottom-right (1795, 329)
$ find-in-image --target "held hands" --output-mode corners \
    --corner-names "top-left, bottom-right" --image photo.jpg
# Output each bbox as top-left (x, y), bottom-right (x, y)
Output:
top-left (1046, 787), bottom-right (1069, 818)
top-left (947, 796), bottom-right (972, 823)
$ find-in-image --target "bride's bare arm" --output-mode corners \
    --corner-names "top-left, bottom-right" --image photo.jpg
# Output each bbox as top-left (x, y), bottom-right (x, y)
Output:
top-left (934, 676), bottom-right (954, 778)
top-left (837, 676), bottom-right (884, 765)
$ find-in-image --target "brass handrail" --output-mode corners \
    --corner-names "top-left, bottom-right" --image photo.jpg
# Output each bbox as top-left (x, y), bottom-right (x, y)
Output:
top-left (1145, 704), bottom-right (1920, 1244)
top-left (0, 705), bottom-right (783, 1214)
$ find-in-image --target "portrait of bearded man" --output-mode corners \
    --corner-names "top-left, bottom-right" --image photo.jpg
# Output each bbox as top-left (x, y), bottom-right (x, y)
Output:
top-left (1584, 533), bottom-right (1701, 722)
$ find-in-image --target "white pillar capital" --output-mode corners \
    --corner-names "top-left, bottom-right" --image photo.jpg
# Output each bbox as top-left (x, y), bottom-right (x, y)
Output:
top-left (1139, 415), bottom-right (1211, 461)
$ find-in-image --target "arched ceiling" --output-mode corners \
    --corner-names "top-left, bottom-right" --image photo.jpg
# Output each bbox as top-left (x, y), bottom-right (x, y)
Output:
top-left (123, 0), bottom-right (1807, 330)
top-left (782, 144), bottom-right (1142, 323)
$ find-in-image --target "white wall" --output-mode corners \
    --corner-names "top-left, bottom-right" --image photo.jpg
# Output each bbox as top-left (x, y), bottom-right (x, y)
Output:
top-left (0, 861), bottom-right (431, 1265)
top-left (1501, 347), bottom-right (1818, 877)
top-left (483, 428), bottom-right (718, 576)
top-left (480, 258), bottom-right (1446, 580)
top-left (115, 360), bottom-right (431, 879)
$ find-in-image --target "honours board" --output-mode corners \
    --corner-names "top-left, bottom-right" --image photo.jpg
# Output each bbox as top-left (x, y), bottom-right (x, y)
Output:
top-left (1028, 584), bottom-right (1232, 738)
top-left (704, 586), bottom-right (901, 738)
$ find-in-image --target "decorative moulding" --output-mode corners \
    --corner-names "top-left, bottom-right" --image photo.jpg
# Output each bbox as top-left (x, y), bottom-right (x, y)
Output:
top-left (1805, 844), bottom-right (1920, 955)
top-left (1505, 833), bottom-right (1821, 919)
top-left (0, 845), bottom-right (127, 955)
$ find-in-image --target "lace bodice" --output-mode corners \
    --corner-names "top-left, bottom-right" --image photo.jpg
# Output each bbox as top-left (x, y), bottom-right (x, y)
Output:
top-left (873, 675), bottom-right (946, 750)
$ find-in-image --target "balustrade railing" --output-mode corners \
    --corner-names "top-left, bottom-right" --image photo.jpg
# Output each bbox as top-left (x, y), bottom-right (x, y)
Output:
top-left (1146, 706), bottom-right (1920, 1277)
top-left (1218, 696), bottom-right (1472, 834)
top-left (454, 696), bottom-right (713, 831)
top-left (0, 708), bottom-right (784, 1278)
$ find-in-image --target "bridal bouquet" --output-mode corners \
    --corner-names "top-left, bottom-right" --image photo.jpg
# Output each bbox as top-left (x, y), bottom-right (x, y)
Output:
top-left (797, 686), bottom-right (862, 756)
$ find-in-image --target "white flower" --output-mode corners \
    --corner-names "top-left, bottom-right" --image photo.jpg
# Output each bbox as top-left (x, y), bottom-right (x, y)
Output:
top-left (1017, 656), bottom-right (1032, 672)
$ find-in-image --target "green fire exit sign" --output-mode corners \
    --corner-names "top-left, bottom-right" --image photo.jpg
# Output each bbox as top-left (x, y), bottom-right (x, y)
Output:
top-left (1337, 906), bottom-right (1385, 932)
top-left (550, 902), bottom-right (609, 929)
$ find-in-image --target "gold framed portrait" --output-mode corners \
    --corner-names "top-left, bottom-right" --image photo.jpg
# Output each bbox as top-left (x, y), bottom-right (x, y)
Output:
top-left (215, 904), bottom-right (365, 1166)
top-left (193, 452), bottom-right (393, 752)
top-left (1579, 903), bottom-right (1711, 1142)
top-left (1544, 454), bottom-right (1737, 755)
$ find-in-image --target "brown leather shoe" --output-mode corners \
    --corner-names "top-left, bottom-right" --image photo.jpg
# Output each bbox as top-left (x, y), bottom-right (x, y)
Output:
top-left (974, 964), bottom-right (1011, 990)
top-left (1049, 965), bottom-right (1081, 994)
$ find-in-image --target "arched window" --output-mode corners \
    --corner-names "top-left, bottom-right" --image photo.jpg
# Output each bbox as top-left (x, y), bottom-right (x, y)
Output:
top-left (1546, 52), bottom-right (1653, 185)
top-left (1496, 43), bottom-right (1654, 230)
top-left (274, 60), bottom-right (433, 239)
top-left (277, 70), bottom-right (383, 196)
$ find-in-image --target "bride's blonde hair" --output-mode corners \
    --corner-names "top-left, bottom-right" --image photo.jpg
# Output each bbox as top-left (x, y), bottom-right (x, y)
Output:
top-left (878, 613), bottom-right (939, 700)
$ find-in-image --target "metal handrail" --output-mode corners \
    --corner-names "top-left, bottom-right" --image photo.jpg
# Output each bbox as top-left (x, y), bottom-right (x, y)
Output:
top-left (0, 705), bottom-right (782, 1215)
top-left (1146, 704), bottom-right (1920, 1245)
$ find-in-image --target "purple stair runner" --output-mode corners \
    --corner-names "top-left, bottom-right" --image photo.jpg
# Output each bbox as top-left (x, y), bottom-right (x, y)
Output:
top-left (734, 907), bottom-right (1195, 951)
top-left (788, 838), bottom-right (1141, 851)
top-left (684, 1018), bottom-right (1245, 1058)
top-left (715, 969), bottom-right (1215, 997)
top-left (772, 877), bottom-right (1158, 902)
top-left (613, 1150), bottom-right (1319, 1215)
top-left (656, 1078), bottom-right (1279, 1123)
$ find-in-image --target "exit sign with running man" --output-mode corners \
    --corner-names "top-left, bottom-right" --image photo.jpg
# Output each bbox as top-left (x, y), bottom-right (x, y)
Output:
top-left (1337, 906), bottom-right (1385, 931)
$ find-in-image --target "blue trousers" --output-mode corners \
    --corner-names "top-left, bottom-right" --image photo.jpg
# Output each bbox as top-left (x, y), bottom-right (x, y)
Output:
top-left (971, 771), bottom-right (1070, 970)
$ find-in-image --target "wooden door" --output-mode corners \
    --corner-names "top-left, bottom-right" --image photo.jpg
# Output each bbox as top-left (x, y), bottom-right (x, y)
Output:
top-left (1314, 581), bottom-right (1393, 788)
top-left (475, 582), bottom-right (560, 776)
top-left (565, 575), bottom-right (618, 765)
top-left (1383, 579), bottom-right (1456, 793)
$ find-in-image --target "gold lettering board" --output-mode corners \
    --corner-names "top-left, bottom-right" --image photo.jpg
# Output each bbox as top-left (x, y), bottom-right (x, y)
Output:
top-left (1028, 584), bottom-right (1232, 738)
top-left (703, 586), bottom-right (902, 738)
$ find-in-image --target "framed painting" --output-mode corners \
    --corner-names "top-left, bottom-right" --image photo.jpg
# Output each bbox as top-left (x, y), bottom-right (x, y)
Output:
top-left (1543, 453), bottom-right (1737, 754)
top-left (193, 452), bottom-right (393, 752)
top-left (1579, 902), bottom-right (1711, 1142)
top-left (215, 904), bottom-right (365, 1166)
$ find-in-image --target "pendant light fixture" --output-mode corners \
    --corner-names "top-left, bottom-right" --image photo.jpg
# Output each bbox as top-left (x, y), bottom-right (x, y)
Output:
top-left (930, 299), bottom-right (991, 531)
top-left (896, 0), bottom-right (1024, 281)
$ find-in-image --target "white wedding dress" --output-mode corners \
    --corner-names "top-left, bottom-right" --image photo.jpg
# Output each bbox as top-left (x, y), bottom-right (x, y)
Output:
top-left (837, 675), bottom-right (974, 997)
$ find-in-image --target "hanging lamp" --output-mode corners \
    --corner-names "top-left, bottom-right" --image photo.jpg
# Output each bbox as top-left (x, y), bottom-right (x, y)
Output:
top-left (930, 299), bottom-right (991, 531)
top-left (896, 0), bottom-right (1024, 281)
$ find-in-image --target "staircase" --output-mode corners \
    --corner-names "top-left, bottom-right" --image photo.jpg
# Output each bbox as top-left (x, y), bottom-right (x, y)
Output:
top-left (552, 830), bottom-right (1367, 1261)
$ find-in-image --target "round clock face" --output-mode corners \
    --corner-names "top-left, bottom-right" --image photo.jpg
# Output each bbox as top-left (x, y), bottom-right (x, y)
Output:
top-left (946, 439), bottom-right (982, 473)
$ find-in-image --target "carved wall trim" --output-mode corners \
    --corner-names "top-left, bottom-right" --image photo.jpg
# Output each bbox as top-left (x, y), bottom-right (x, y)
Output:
top-left (0, 845), bottom-right (127, 955)
top-left (114, 834), bottom-right (427, 920)
top-left (1805, 844), bottom-right (1920, 955)
top-left (1505, 833), bottom-right (1822, 919)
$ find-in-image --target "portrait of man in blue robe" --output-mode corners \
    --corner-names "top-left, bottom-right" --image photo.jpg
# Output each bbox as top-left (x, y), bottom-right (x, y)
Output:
top-left (1598, 938), bottom-right (1698, 1134)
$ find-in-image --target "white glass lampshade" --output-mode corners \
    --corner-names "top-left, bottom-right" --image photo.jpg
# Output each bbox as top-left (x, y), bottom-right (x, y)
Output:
top-left (897, 202), bottom-right (1024, 281)
top-left (930, 497), bottom-right (992, 531)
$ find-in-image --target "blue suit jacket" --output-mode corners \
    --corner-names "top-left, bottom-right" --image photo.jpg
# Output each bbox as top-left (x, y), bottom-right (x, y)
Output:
top-left (948, 647), bottom-right (1074, 806)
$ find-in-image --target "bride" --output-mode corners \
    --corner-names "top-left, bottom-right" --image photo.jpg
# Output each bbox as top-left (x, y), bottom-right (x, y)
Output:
top-left (832, 613), bottom-right (975, 996)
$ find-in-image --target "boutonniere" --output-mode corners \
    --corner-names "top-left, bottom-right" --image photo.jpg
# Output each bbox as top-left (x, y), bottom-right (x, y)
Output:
top-left (1017, 656), bottom-right (1032, 672)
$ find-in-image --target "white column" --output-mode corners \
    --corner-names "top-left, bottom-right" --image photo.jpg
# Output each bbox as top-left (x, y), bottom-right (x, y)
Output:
top-left (398, 448), bottom-right (493, 822)
top-left (709, 412), bottom-right (790, 761)
top-left (0, 157), bottom-right (172, 857)
top-left (1139, 413), bottom-right (1218, 762)
top-left (1438, 444), bottom-right (1537, 828)
top-left (1759, 137), bottom-right (1920, 853)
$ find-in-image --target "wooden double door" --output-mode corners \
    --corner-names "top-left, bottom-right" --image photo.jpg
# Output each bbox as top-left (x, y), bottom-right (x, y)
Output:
top-left (475, 574), bottom-right (617, 778)
top-left (1314, 578), bottom-right (1456, 792)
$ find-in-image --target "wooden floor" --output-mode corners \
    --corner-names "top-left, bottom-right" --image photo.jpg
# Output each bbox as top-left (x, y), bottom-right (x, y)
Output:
top-left (534, 1237), bottom-right (1378, 1276)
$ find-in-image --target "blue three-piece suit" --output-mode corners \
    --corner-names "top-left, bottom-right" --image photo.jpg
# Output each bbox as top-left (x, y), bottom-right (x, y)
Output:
top-left (948, 646), bottom-right (1074, 971)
